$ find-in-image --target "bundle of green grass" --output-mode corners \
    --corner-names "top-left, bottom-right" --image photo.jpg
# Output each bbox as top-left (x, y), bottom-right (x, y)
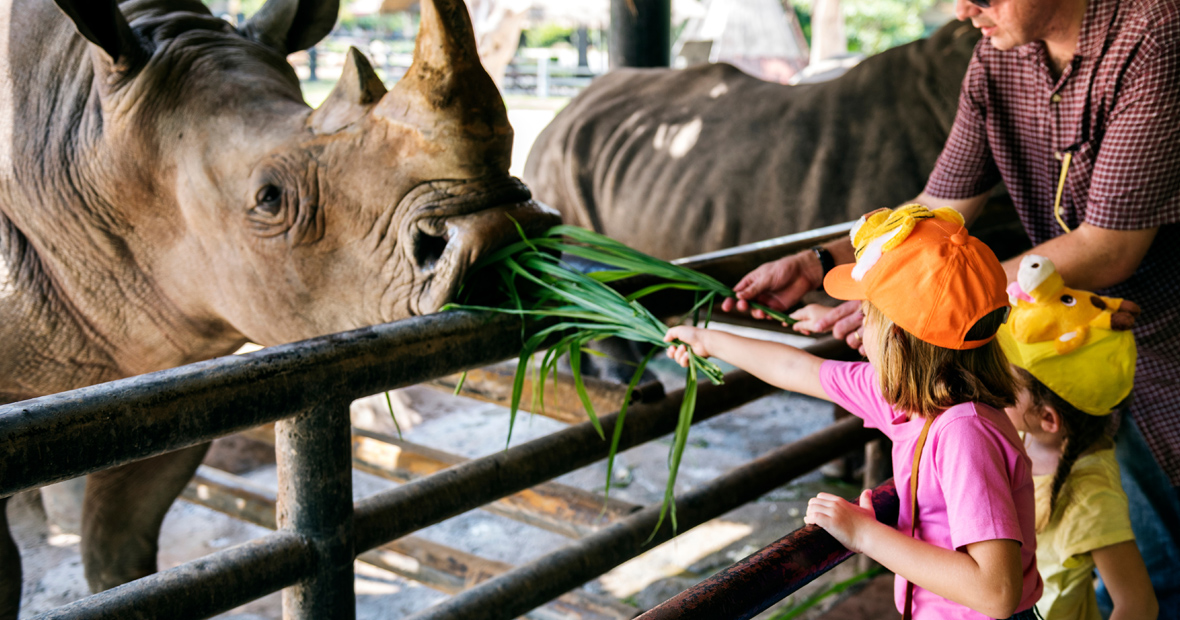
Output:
top-left (444, 222), bottom-right (794, 535)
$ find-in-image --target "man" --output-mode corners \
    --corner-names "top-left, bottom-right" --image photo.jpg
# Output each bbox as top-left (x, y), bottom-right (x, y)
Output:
top-left (723, 0), bottom-right (1180, 613)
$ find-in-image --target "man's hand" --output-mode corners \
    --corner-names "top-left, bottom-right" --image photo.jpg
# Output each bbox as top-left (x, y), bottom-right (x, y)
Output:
top-left (790, 301), bottom-right (866, 354)
top-left (804, 489), bottom-right (879, 553)
top-left (720, 252), bottom-right (824, 320)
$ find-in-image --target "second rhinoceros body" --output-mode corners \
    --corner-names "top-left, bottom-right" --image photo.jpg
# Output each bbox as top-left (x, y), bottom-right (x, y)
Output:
top-left (524, 21), bottom-right (982, 261)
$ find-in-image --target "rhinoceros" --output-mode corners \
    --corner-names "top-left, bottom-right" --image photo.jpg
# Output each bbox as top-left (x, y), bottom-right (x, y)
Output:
top-left (0, 0), bottom-right (557, 615)
top-left (523, 20), bottom-right (985, 261)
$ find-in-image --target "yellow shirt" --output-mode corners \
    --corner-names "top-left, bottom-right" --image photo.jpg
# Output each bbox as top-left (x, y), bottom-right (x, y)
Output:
top-left (1034, 448), bottom-right (1135, 620)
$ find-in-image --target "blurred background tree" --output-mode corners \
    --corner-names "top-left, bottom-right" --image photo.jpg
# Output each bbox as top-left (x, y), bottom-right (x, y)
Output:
top-left (791, 0), bottom-right (939, 55)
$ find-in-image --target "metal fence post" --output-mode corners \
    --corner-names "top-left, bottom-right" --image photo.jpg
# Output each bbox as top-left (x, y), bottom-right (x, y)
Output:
top-left (609, 0), bottom-right (671, 69)
top-left (277, 400), bottom-right (354, 619)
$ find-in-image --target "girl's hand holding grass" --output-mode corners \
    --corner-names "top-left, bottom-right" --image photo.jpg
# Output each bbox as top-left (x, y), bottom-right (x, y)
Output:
top-left (804, 490), bottom-right (881, 554)
top-left (664, 326), bottom-right (712, 366)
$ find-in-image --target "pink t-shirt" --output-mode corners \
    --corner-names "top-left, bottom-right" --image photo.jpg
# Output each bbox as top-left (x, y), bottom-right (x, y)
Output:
top-left (820, 361), bottom-right (1042, 619)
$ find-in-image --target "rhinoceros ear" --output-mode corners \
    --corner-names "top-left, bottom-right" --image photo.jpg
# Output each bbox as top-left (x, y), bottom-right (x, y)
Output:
top-left (309, 47), bottom-right (387, 134)
top-left (53, 0), bottom-right (149, 69)
top-left (243, 0), bottom-right (340, 54)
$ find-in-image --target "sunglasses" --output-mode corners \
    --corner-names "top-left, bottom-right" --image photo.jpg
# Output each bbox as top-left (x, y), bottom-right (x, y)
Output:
top-left (968, 0), bottom-right (991, 7)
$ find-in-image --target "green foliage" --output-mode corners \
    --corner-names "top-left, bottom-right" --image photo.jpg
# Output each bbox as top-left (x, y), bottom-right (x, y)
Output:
top-left (337, 12), bottom-right (409, 34)
top-left (794, 4), bottom-right (813, 45)
top-left (445, 222), bottom-right (794, 539)
top-left (524, 23), bottom-right (575, 49)
top-left (791, 0), bottom-right (937, 55)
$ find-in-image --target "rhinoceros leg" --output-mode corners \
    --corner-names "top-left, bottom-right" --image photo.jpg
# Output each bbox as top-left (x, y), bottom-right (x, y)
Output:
top-left (81, 443), bottom-right (211, 592)
top-left (0, 496), bottom-right (19, 620)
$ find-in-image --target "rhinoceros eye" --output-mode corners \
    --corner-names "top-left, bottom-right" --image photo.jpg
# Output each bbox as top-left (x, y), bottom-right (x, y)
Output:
top-left (1060, 294), bottom-right (1076, 306)
top-left (254, 184), bottom-right (283, 216)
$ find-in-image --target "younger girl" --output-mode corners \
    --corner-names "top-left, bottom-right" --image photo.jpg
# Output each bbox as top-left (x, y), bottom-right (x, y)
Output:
top-left (998, 255), bottom-right (1157, 620)
top-left (666, 206), bottom-right (1042, 619)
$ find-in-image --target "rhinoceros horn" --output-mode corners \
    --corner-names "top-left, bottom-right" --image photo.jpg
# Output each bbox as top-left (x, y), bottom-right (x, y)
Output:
top-left (309, 47), bottom-right (388, 134)
top-left (373, 0), bottom-right (512, 172)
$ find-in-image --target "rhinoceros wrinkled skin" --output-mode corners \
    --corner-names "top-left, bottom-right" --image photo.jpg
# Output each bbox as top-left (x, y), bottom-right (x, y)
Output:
top-left (523, 21), bottom-right (983, 261)
top-left (0, 0), bottom-right (557, 614)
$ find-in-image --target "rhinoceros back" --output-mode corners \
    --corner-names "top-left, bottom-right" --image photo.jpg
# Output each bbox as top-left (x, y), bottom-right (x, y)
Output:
top-left (524, 21), bottom-right (982, 261)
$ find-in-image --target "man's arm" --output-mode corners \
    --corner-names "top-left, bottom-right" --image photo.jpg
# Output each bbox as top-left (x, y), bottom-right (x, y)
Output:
top-left (914, 190), bottom-right (990, 225)
top-left (1000, 224), bottom-right (1158, 289)
top-left (925, 191), bottom-right (1158, 289)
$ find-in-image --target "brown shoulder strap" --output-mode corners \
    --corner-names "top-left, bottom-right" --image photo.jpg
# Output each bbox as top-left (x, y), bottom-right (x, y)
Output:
top-left (903, 416), bottom-right (936, 620)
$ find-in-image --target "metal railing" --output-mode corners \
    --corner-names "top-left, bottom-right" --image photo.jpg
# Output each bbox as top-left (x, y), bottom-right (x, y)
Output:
top-left (0, 223), bottom-right (887, 619)
top-left (636, 479), bottom-right (899, 620)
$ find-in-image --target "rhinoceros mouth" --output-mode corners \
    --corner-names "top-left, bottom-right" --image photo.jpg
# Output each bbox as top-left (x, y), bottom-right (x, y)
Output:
top-left (400, 176), bottom-right (558, 316)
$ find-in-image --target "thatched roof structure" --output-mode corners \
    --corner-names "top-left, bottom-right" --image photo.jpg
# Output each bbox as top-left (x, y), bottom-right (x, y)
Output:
top-left (675, 0), bottom-right (809, 83)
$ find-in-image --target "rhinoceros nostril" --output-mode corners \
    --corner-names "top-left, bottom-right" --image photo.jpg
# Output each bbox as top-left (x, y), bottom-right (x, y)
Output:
top-left (413, 221), bottom-right (450, 270)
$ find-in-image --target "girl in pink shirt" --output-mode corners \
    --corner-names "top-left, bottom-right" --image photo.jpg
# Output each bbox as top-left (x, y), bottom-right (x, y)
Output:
top-left (666, 206), bottom-right (1042, 619)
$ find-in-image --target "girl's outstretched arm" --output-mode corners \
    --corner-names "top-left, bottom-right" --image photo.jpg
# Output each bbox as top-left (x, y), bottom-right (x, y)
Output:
top-left (664, 326), bottom-right (828, 400)
top-left (1093, 540), bottom-right (1158, 620)
top-left (806, 490), bottom-right (1024, 620)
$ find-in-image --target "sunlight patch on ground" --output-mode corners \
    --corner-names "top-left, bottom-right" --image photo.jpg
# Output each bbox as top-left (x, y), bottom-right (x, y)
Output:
top-left (47, 534), bottom-right (81, 547)
top-left (598, 520), bottom-right (753, 598)
top-left (355, 561), bottom-right (404, 596)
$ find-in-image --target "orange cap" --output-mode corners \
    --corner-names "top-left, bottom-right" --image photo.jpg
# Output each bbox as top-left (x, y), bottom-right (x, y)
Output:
top-left (824, 210), bottom-right (1008, 350)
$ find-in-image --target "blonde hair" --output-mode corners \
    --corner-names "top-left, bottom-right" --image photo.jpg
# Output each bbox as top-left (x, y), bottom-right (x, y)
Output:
top-left (863, 302), bottom-right (1017, 419)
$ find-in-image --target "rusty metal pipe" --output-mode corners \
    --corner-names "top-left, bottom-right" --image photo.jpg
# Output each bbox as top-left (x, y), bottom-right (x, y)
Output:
top-left (0, 311), bottom-right (526, 498)
top-left (277, 401), bottom-right (356, 619)
top-left (636, 480), bottom-right (900, 620)
top-left (30, 531), bottom-right (312, 620)
top-left (352, 336), bottom-right (853, 552)
top-left (404, 416), bottom-right (881, 620)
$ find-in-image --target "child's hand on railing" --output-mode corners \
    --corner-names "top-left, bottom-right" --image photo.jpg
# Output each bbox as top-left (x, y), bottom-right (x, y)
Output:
top-left (804, 489), bottom-right (879, 554)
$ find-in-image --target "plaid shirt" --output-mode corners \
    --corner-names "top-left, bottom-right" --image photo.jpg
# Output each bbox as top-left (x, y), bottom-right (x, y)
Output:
top-left (925, 0), bottom-right (1180, 487)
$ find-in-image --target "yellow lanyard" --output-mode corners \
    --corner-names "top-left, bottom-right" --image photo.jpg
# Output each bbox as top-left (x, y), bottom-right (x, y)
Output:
top-left (1054, 151), bottom-right (1073, 234)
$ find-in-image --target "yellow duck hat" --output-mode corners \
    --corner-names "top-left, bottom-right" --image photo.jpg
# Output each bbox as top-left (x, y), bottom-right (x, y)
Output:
top-left (998, 255), bottom-right (1139, 416)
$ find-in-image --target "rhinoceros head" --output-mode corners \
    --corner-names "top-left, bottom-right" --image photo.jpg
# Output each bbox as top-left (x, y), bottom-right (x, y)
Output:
top-left (51, 0), bottom-right (557, 351)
